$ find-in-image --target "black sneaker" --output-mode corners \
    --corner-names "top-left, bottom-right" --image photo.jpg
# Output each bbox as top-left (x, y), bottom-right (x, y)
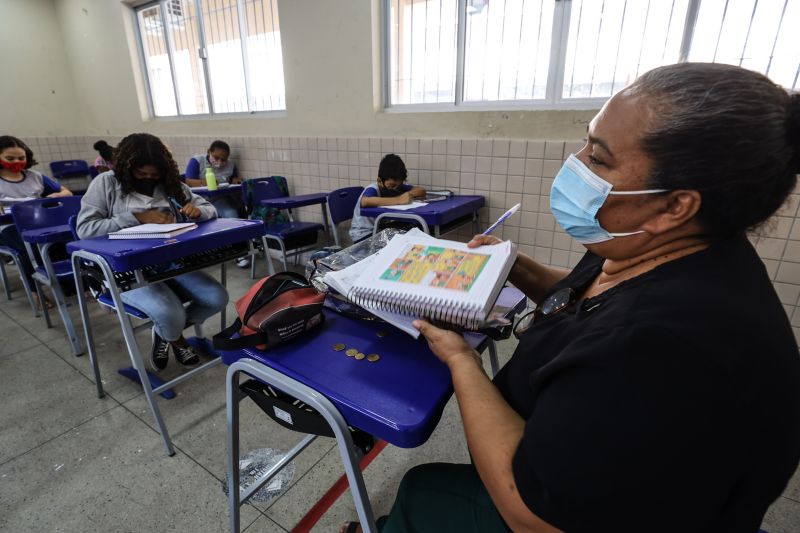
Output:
top-left (173, 345), bottom-right (200, 367)
top-left (150, 329), bottom-right (170, 372)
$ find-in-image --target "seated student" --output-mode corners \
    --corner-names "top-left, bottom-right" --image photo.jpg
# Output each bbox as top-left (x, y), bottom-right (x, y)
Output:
top-left (0, 135), bottom-right (73, 308)
top-left (77, 133), bottom-right (228, 372)
top-left (184, 140), bottom-right (249, 267)
top-left (348, 154), bottom-right (426, 243)
top-left (93, 140), bottom-right (115, 173)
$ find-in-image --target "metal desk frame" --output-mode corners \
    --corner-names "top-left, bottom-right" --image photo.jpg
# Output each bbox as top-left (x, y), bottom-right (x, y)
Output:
top-left (69, 220), bottom-right (265, 456)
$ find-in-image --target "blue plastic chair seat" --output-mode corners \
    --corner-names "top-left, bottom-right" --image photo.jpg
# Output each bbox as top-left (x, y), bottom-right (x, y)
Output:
top-left (97, 292), bottom-right (149, 319)
top-left (34, 259), bottom-right (74, 279)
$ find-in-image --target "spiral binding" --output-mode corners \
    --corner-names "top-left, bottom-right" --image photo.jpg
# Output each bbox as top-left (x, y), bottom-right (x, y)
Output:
top-left (348, 286), bottom-right (483, 329)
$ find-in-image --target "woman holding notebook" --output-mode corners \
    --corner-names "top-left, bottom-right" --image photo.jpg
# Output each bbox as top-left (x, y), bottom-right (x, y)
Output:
top-left (344, 64), bottom-right (800, 532)
top-left (76, 133), bottom-right (228, 372)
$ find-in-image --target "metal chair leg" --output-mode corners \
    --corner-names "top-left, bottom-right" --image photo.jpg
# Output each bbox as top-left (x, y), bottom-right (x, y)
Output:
top-left (0, 260), bottom-right (11, 300)
top-left (34, 279), bottom-right (53, 328)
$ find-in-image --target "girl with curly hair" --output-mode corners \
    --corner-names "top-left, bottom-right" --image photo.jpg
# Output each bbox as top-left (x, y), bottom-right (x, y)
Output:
top-left (76, 133), bottom-right (228, 372)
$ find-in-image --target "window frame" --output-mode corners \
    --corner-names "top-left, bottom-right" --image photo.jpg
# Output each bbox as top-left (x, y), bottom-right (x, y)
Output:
top-left (133, 0), bottom-right (286, 119)
top-left (381, 0), bottom-right (795, 112)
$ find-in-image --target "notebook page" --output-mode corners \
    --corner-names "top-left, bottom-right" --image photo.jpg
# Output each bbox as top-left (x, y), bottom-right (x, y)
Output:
top-left (113, 222), bottom-right (196, 234)
top-left (351, 232), bottom-right (515, 319)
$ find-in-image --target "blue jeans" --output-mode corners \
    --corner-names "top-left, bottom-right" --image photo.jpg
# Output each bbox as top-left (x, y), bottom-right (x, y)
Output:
top-left (211, 197), bottom-right (240, 218)
top-left (120, 271), bottom-right (228, 342)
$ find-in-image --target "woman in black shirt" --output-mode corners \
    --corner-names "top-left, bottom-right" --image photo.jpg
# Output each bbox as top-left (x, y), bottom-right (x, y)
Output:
top-left (347, 63), bottom-right (800, 533)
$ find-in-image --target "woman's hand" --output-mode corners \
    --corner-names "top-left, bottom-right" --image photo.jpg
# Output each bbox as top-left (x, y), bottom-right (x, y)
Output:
top-left (134, 209), bottom-right (175, 224)
top-left (180, 203), bottom-right (202, 219)
top-left (467, 234), bottom-right (504, 248)
top-left (413, 319), bottom-right (481, 368)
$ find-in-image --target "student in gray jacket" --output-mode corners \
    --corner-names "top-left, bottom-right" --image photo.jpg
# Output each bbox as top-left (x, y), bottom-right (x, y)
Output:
top-left (77, 133), bottom-right (228, 372)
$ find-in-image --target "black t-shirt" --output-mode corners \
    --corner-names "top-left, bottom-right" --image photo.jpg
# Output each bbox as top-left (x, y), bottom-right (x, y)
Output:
top-left (494, 237), bottom-right (800, 532)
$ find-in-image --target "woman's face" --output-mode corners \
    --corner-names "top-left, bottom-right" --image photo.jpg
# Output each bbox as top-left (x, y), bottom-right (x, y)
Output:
top-left (576, 91), bottom-right (666, 259)
top-left (0, 147), bottom-right (26, 165)
top-left (132, 165), bottom-right (160, 181)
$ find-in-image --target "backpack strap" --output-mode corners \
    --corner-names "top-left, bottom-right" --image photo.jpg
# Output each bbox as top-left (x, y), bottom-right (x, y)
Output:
top-left (212, 317), bottom-right (271, 350)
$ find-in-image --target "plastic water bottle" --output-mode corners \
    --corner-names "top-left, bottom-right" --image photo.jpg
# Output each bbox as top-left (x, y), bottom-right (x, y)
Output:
top-left (205, 166), bottom-right (218, 191)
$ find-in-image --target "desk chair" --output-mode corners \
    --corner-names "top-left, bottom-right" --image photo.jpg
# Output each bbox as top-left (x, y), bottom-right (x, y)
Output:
top-left (244, 177), bottom-right (324, 276)
top-left (326, 186), bottom-right (364, 247)
top-left (49, 160), bottom-right (91, 194)
top-left (12, 197), bottom-right (84, 355)
top-left (0, 243), bottom-right (39, 317)
top-left (66, 213), bottom-right (206, 399)
top-left (224, 287), bottom-right (526, 532)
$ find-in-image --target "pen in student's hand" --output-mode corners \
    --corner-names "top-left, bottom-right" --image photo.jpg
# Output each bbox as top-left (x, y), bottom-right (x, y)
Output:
top-left (482, 203), bottom-right (521, 236)
top-left (168, 197), bottom-right (186, 221)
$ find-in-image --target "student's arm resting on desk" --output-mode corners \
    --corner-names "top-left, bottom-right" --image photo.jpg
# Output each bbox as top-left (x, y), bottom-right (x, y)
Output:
top-left (413, 320), bottom-right (562, 533)
top-left (408, 185), bottom-right (426, 198)
top-left (360, 186), bottom-right (416, 207)
top-left (468, 235), bottom-right (569, 304)
top-left (42, 176), bottom-right (73, 198)
top-left (184, 158), bottom-right (205, 187)
top-left (75, 174), bottom-right (140, 239)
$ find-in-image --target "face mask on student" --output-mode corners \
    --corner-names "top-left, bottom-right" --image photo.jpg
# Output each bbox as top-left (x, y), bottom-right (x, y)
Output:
top-left (132, 179), bottom-right (158, 196)
top-left (379, 183), bottom-right (405, 197)
top-left (550, 154), bottom-right (668, 244)
top-left (0, 160), bottom-right (26, 173)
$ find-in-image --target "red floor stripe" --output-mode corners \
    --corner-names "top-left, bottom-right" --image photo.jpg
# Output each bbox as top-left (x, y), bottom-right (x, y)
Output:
top-left (291, 439), bottom-right (389, 533)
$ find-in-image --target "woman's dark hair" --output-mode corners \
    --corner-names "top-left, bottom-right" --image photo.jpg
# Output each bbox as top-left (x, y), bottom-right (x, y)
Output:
top-left (93, 140), bottom-right (115, 162)
top-left (208, 140), bottom-right (230, 155)
top-left (114, 133), bottom-right (186, 203)
top-left (378, 153), bottom-right (408, 181)
top-left (629, 62), bottom-right (800, 237)
top-left (0, 135), bottom-right (37, 169)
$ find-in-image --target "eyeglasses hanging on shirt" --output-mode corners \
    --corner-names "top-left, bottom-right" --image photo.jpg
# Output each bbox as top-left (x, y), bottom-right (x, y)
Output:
top-left (513, 287), bottom-right (576, 339)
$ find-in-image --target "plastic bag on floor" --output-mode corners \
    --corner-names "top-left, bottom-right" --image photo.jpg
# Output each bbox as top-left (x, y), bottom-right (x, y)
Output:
top-left (221, 447), bottom-right (295, 503)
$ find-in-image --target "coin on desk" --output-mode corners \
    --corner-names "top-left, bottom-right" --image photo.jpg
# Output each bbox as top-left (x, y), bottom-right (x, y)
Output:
top-left (367, 353), bottom-right (380, 362)
top-left (354, 352), bottom-right (366, 360)
top-left (346, 348), bottom-right (358, 357)
top-left (376, 330), bottom-right (389, 338)
top-left (333, 343), bottom-right (346, 352)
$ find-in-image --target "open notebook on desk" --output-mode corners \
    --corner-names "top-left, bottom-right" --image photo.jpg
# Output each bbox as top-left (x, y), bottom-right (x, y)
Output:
top-left (325, 230), bottom-right (517, 337)
top-left (109, 222), bottom-right (197, 240)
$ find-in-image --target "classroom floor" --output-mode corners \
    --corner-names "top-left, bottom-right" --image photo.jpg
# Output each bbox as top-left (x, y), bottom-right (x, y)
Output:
top-left (1, 258), bottom-right (799, 533)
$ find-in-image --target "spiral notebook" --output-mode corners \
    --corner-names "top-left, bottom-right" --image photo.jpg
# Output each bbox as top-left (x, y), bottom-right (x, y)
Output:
top-left (325, 231), bottom-right (517, 335)
top-left (108, 222), bottom-right (197, 239)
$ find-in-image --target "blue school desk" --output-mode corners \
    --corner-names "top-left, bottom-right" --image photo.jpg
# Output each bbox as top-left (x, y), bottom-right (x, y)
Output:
top-left (359, 195), bottom-right (485, 237)
top-left (67, 218), bottom-right (266, 456)
top-left (190, 183), bottom-right (243, 199)
top-left (258, 191), bottom-right (331, 233)
top-left (225, 286), bottom-right (526, 533)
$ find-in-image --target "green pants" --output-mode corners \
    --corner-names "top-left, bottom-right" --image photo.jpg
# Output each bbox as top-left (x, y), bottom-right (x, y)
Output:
top-left (378, 463), bottom-right (510, 532)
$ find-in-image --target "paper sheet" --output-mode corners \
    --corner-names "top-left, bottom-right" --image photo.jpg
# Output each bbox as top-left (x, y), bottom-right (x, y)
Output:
top-left (383, 201), bottom-right (428, 211)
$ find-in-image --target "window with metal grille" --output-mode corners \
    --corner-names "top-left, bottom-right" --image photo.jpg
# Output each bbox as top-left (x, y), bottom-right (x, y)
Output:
top-left (135, 0), bottom-right (285, 117)
top-left (384, 0), bottom-right (799, 109)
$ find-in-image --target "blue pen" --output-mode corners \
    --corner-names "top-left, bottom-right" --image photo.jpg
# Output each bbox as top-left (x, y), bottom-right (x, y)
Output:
top-left (168, 197), bottom-right (186, 222)
top-left (482, 203), bottom-right (521, 235)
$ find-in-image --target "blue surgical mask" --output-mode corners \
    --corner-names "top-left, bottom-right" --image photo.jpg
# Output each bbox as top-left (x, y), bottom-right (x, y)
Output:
top-left (550, 155), bottom-right (668, 244)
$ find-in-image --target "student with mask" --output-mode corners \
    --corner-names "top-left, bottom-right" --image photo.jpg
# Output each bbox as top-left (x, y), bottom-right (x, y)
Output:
top-left (348, 153), bottom-right (426, 243)
top-left (0, 135), bottom-right (73, 309)
top-left (77, 133), bottom-right (228, 372)
top-left (184, 140), bottom-right (248, 267)
top-left (342, 63), bottom-right (800, 533)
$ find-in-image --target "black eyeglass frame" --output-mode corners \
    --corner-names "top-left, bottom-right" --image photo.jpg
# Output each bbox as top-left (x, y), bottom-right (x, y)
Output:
top-left (513, 287), bottom-right (576, 339)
